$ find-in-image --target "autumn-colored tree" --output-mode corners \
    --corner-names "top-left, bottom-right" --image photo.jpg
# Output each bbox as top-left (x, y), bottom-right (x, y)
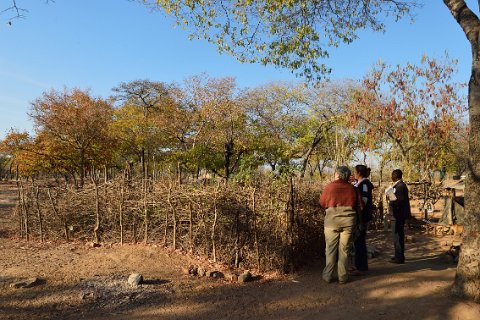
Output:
top-left (346, 56), bottom-right (466, 180)
top-left (1, 131), bottom-right (44, 178)
top-left (30, 88), bottom-right (115, 187)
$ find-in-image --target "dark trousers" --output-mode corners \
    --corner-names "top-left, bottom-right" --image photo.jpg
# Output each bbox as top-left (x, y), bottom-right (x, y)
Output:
top-left (354, 224), bottom-right (368, 271)
top-left (392, 219), bottom-right (405, 262)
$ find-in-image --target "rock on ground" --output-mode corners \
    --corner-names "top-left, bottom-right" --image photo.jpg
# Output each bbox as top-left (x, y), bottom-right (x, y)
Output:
top-left (10, 277), bottom-right (43, 289)
top-left (127, 273), bottom-right (143, 286)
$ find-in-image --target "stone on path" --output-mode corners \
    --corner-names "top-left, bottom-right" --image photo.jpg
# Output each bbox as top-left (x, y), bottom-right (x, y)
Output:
top-left (190, 266), bottom-right (198, 276)
top-left (10, 277), bottom-right (43, 289)
top-left (197, 267), bottom-right (206, 277)
top-left (238, 271), bottom-right (252, 283)
top-left (182, 265), bottom-right (199, 275)
top-left (79, 291), bottom-right (96, 300)
top-left (366, 245), bottom-right (380, 258)
top-left (86, 242), bottom-right (101, 248)
top-left (405, 235), bottom-right (416, 243)
top-left (225, 273), bottom-right (238, 282)
top-left (127, 273), bottom-right (143, 286)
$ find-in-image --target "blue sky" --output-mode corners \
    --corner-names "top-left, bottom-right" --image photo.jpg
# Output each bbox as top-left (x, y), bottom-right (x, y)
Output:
top-left (0, 0), bottom-right (476, 138)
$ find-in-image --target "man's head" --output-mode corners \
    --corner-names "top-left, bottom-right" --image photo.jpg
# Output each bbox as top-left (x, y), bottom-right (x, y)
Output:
top-left (392, 169), bottom-right (403, 182)
top-left (335, 166), bottom-right (351, 181)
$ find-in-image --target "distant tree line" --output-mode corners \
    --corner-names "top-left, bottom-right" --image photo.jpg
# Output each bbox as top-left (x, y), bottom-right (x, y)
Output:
top-left (0, 57), bottom-right (467, 185)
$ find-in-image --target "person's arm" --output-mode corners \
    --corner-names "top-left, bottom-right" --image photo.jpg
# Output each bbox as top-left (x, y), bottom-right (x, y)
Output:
top-left (389, 183), bottom-right (409, 220)
top-left (359, 181), bottom-right (371, 205)
top-left (320, 185), bottom-right (329, 208)
top-left (356, 188), bottom-right (365, 211)
top-left (354, 187), bottom-right (365, 225)
top-left (389, 183), bottom-right (406, 208)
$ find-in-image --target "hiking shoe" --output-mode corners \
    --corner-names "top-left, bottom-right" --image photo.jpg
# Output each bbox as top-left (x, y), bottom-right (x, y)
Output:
top-left (323, 277), bottom-right (333, 284)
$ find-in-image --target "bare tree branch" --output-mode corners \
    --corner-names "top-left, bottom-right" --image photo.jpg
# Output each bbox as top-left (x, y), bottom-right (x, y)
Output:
top-left (2, 1), bottom-right (55, 24)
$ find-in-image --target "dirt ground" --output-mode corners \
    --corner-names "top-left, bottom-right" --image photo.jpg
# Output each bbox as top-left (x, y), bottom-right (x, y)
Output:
top-left (1, 181), bottom-right (480, 320)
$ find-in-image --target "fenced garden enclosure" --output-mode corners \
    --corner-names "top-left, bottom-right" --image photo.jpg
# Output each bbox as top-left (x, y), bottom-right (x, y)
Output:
top-left (14, 175), bottom-right (324, 273)
top-left (0, 57), bottom-right (469, 274)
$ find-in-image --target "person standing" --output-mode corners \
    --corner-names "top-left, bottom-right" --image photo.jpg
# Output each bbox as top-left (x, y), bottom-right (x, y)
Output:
top-left (320, 166), bottom-right (363, 284)
top-left (387, 169), bottom-right (411, 264)
top-left (351, 165), bottom-right (374, 275)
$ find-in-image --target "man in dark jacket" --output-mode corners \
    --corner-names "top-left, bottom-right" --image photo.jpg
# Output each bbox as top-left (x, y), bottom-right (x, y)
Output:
top-left (320, 166), bottom-right (363, 284)
top-left (387, 169), bottom-right (411, 264)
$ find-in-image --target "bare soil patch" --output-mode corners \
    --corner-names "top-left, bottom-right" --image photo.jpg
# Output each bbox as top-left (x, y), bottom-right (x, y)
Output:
top-left (1, 182), bottom-right (479, 320)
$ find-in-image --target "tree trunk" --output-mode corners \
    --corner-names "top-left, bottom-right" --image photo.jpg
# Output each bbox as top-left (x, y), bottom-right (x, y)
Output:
top-left (167, 185), bottom-right (177, 249)
top-left (47, 188), bottom-right (69, 241)
top-left (104, 165), bottom-right (108, 184)
top-left (140, 148), bottom-right (146, 179)
top-left (79, 148), bottom-right (85, 188)
top-left (444, 0), bottom-right (480, 302)
top-left (224, 140), bottom-right (234, 182)
top-left (153, 156), bottom-right (157, 181)
top-left (189, 201), bottom-right (193, 253)
top-left (119, 175), bottom-right (125, 246)
top-left (20, 183), bottom-right (29, 241)
top-left (34, 185), bottom-right (44, 242)
top-left (454, 49), bottom-right (480, 302)
top-left (252, 187), bottom-right (261, 272)
top-left (163, 187), bottom-right (169, 247)
top-left (177, 161), bottom-right (182, 186)
top-left (300, 136), bottom-right (322, 178)
top-left (212, 188), bottom-right (218, 263)
top-left (143, 177), bottom-right (148, 244)
top-left (92, 176), bottom-right (100, 244)
top-left (454, 58), bottom-right (480, 302)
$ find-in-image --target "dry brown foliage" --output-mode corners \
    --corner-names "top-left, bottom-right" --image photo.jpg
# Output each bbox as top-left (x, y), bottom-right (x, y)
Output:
top-left (14, 177), bottom-right (324, 273)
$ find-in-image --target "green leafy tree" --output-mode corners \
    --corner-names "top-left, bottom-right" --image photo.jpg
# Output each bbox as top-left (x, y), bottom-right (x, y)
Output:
top-left (191, 76), bottom-right (248, 181)
top-left (112, 80), bottom-right (175, 177)
top-left (146, 0), bottom-right (415, 81)
top-left (295, 81), bottom-right (357, 178)
top-left (241, 82), bottom-right (307, 171)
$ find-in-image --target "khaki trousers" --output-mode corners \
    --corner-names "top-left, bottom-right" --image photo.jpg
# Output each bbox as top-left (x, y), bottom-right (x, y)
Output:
top-left (323, 225), bottom-right (353, 283)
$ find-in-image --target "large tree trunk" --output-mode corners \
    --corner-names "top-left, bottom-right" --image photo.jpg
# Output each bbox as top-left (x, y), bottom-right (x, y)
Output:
top-left (300, 140), bottom-right (319, 179)
top-left (444, 0), bottom-right (480, 302)
top-left (454, 53), bottom-right (480, 302)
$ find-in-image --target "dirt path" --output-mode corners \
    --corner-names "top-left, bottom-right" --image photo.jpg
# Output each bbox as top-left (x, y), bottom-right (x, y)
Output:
top-left (1, 182), bottom-right (479, 320)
